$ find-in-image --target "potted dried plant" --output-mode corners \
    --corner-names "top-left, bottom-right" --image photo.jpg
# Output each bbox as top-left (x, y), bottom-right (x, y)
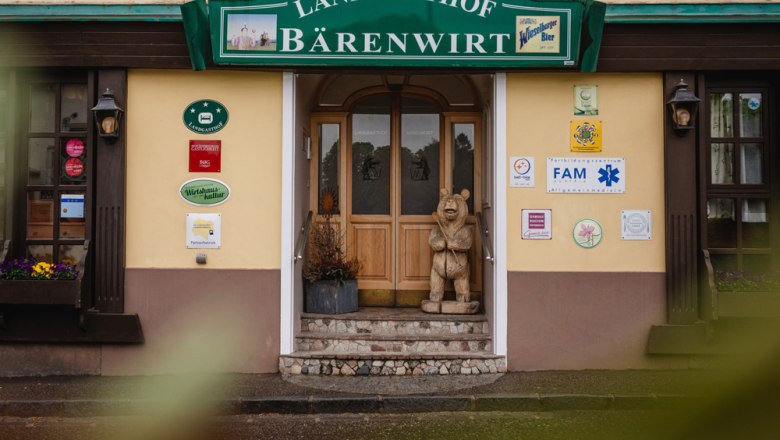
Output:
top-left (303, 191), bottom-right (360, 314)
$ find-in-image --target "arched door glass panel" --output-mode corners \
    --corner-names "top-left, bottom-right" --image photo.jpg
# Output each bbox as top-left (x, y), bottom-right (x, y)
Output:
top-left (401, 97), bottom-right (440, 215)
top-left (352, 95), bottom-right (390, 215)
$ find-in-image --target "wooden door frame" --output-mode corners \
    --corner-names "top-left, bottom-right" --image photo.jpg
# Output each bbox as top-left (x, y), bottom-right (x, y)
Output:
top-left (308, 112), bottom-right (348, 233)
top-left (394, 97), bottom-right (445, 292)
top-left (443, 112), bottom-right (484, 292)
top-left (309, 94), bottom-right (485, 295)
top-left (345, 95), bottom-right (396, 291)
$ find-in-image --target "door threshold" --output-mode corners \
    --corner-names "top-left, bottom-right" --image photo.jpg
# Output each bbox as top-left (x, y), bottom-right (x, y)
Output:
top-left (359, 290), bottom-right (484, 308)
top-left (302, 306), bottom-right (487, 321)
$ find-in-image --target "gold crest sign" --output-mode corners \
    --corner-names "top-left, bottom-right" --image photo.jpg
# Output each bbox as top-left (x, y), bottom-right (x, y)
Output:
top-left (570, 120), bottom-right (602, 152)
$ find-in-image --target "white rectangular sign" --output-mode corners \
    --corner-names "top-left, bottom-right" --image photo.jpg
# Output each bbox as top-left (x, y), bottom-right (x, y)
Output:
top-left (621, 210), bottom-right (652, 240)
top-left (522, 209), bottom-right (552, 240)
top-left (510, 156), bottom-right (535, 188)
top-left (186, 213), bottom-right (221, 249)
top-left (60, 194), bottom-right (84, 219)
top-left (547, 157), bottom-right (626, 193)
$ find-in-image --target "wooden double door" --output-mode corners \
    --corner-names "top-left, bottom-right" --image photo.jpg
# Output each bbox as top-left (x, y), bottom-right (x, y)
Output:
top-left (310, 93), bottom-right (482, 302)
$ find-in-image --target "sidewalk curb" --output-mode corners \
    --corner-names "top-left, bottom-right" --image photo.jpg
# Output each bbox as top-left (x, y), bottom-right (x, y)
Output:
top-left (0, 394), bottom-right (696, 417)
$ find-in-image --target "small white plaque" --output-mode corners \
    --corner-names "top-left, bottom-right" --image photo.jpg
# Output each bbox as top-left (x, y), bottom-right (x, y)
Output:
top-left (60, 194), bottom-right (84, 219)
top-left (510, 156), bottom-right (535, 188)
top-left (186, 213), bottom-right (221, 249)
top-left (522, 209), bottom-right (552, 240)
top-left (621, 210), bottom-right (651, 240)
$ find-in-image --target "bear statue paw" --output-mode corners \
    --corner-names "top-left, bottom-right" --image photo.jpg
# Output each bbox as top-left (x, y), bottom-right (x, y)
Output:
top-left (441, 300), bottom-right (480, 314)
top-left (421, 300), bottom-right (442, 314)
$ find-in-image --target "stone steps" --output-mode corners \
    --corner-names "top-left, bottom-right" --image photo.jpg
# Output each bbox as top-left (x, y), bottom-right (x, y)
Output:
top-left (284, 307), bottom-right (503, 376)
top-left (279, 352), bottom-right (507, 376)
top-left (295, 331), bottom-right (492, 354)
top-left (302, 310), bottom-right (489, 336)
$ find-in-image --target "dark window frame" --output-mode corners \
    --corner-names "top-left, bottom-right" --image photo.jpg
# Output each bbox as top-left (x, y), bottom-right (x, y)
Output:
top-left (14, 72), bottom-right (94, 264)
top-left (700, 79), bottom-right (779, 274)
top-left (3, 69), bottom-right (130, 315)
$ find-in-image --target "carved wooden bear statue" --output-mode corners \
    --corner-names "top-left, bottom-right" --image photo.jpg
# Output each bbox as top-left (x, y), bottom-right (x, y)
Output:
top-left (422, 188), bottom-right (479, 314)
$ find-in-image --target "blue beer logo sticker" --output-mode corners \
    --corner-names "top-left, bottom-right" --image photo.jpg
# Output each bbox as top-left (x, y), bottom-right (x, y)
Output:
top-left (183, 99), bottom-right (229, 134)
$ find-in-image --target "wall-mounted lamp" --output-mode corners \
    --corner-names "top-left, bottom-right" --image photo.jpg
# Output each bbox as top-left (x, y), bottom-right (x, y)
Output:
top-left (91, 88), bottom-right (124, 141)
top-left (667, 79), bottom-right (700, 132)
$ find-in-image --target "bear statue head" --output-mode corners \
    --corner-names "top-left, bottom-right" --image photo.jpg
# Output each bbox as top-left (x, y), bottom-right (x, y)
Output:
top-left (435, 188), bottom-right (470, 230)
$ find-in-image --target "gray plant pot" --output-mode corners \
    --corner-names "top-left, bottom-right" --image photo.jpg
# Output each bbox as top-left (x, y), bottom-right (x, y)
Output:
top-left (305, 279), bottom-right (358, 314)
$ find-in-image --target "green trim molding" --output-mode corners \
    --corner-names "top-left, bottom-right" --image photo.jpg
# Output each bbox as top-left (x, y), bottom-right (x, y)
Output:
top-left (2, 3), bottom-right (780, 24)
top-left (606, 3), bottom-right (780, 24)
top-left (0, 4), bottom-right (183, 22)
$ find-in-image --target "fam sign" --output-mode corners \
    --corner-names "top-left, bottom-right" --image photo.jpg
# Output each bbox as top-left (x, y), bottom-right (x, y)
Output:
top-left (182, 0), bottom-right (606, 69)
top-left (546, 157), bottom-right (625, 193)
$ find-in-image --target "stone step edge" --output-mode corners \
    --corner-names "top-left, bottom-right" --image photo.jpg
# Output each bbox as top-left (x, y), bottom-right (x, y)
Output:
top-left (0, 394), bottom-right (698, 417)
top-left (281, 351), bottom-right (501, 360)
top-left (296, 332), bottom-right (492, 342)
top-left (302, 312), bottom-right (487, 323)
top-left (282, 355), bottom-right (505, 375)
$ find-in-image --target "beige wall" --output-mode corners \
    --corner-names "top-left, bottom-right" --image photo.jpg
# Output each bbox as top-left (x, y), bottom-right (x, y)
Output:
top-left (506, 72), bottom-right (665, 273)
top-left (126, 69), bottom-right (282, 270)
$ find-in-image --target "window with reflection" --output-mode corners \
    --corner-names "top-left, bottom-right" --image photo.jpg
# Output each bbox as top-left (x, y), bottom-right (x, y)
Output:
top-left (0, 71), bottom-right (8, 244)
top-left (705, 86), bottom-right (773, 279)
top-left (318, 123), bottom-right (340, 214)
top-left (351, 95), bottom-right (391, 215)
top-left (452, 123), bottom-right (475, 214)
top-left (20, 79), bottom-right (89, 262)
top-left (400, 97), bottom-right (440, 215)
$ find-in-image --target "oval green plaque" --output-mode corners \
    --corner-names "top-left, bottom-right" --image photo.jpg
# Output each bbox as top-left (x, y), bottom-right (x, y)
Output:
top-left (183, 99), bottom-right (229, 134)
top-left (179, 178), bottom-right (231, 207)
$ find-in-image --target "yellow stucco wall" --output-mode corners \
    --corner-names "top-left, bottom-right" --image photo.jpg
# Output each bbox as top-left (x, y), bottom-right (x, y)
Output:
top-left (506, 73), bottom-right (665, 272)
top-left (126, 69), bottom-right (282, 269)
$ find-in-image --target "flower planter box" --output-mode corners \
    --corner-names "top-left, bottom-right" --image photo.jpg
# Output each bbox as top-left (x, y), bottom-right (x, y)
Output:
top-left (0, 278), bottom-right (84, 307)
top-left (0, 240), bottom-right (88, 310)
top-left (717, 291), bottom-right (780, 318)
top-left (305, 279), bottom-right (358, 315)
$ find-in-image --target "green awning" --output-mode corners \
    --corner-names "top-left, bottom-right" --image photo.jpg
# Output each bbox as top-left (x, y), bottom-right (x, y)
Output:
top-left (181, 0), bottom-right (606, 71)
top-left (181, 0), bottom-right (210, 71)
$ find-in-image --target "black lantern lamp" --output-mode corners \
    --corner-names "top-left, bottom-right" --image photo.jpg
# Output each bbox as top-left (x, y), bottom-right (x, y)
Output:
top-left (667, 79), bottom-right (700, 132)
top-left (91, 88), bottom-right (124, 140)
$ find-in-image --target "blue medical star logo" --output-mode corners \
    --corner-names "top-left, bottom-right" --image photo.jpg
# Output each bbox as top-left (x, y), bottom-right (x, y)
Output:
top-left (598, 165), bottom-right (620, 187)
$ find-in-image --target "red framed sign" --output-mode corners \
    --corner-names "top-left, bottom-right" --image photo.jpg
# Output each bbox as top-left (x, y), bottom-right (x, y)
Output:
top-left (189, 140), bottom-right (221, 172)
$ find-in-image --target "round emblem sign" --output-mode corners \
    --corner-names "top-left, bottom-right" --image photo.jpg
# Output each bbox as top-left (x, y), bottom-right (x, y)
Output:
top-left (513, 157), bottom-right (531, 175)
top-left (65, 139), bottom-right (85, 157)
top-left (625, 212), bottom-right (647, 234)
top-left (183, 99), bottom-right (229, 134)
top-left (573, 122), bottom-right (598, 146)
top-left (64, 158), bottom-right (84, 177)
top-left (573, 218), bottom-right (602, 249)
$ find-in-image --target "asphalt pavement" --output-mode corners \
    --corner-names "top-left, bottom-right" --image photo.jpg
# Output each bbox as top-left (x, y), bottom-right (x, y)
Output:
top-left (0, 369), bottom-right (726, 418)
